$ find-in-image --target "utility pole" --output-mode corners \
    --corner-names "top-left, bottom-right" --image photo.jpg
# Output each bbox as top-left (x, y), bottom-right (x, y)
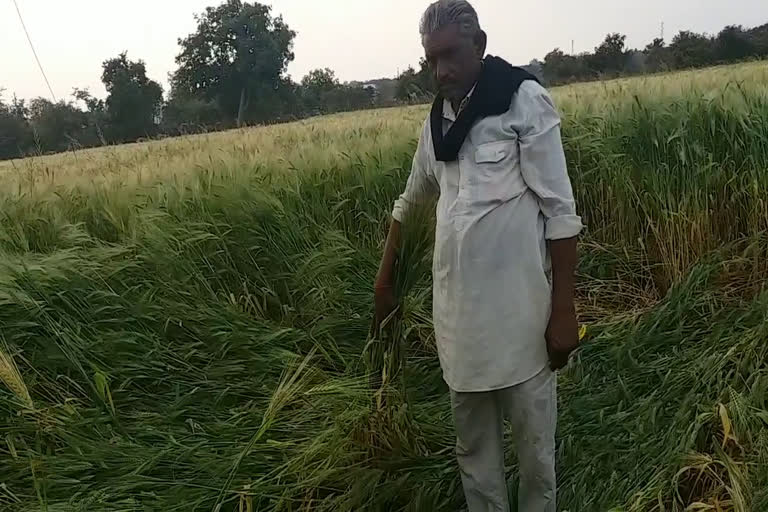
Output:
top-left (12, 0), bottom-right (56, 102)
top-left (660, 22), bottom-right (665, 40)
top-left (571, 39), bottom-right (575, 55)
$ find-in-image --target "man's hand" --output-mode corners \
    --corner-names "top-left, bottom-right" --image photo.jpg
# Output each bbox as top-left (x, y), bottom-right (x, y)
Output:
top-left (547, 236), bottom-right (580, 371)
top-left (374, 220), bottom-right (402, 329)
top-left (374, 284), bottom-right (398, 328)
top-left (546, 304), bottom-right (579, 371)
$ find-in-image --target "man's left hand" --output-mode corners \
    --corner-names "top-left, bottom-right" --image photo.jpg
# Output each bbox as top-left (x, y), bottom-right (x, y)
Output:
top-left (546, 304), bottom-right (579, 371)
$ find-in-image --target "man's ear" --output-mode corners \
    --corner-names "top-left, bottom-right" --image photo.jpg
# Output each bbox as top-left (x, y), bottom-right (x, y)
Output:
top-left (474, 30), bottom-right (488, 58)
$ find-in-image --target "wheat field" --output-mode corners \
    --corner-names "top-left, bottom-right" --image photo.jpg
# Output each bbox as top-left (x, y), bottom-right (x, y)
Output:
top-left (1, 61), bottom-right (768, 511)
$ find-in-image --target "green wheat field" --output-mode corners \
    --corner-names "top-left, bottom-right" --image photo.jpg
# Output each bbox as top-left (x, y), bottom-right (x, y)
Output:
top-left (2, 61), bottom-right (768, 511)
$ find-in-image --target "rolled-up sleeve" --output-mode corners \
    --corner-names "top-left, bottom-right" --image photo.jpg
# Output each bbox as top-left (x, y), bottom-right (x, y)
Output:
top-left (513, 82), bottom-right (584, 240)
top-left (392, 120), bottom-right (438, 223)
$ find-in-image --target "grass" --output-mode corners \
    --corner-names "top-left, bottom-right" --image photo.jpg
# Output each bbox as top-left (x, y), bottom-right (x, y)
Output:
top-left (1, 60), bottom-right (768, 511)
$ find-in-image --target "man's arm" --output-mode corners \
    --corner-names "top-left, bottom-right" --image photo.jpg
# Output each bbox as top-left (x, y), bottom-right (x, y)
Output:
top-left (550, 237), bottom-right (578, 315)
top-left (374, 220), bottom-right (401, 324)
top-left (515, 81), bottom-right (584, 369)
top-left (548, 237), bottom-right (579, 370)
top-left (374, 121), bottom-right (436, 326)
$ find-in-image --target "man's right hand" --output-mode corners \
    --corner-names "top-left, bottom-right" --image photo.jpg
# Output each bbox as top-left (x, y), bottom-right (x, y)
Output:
top-left (374, 220), bottom-right (402, 328)
top-left (374, 283), bottom-right (398, 327)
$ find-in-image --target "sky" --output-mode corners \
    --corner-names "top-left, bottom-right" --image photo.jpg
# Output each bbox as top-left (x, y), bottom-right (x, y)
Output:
top-left (1, 0), bottom-right (766, 102)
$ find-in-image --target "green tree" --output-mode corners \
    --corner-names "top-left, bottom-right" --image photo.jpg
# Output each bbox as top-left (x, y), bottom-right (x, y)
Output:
top-left (0, 94), bottom-right (32, 159)
top-left (299, 69), bottom-right (372, 115)
top-left (171, 0), bottom-right (296, 126)
top-left (748, 23), bottom-right (768, 56)
top-left (590, 33), bottom-right (628, 74)
top-left (27, 98), bottom-right (93, 153)
top-left (301, 68), bottom-right (340, 114)
top-left (395, 58), bottom-right (434, 101)
top-left (542, 49), bottom-right (594, 84)
top-left (324, 85), bottom-right (373, 114)
top-left (670, 31), bottom-right (716, 68)
top-left (644, 38), bottom-right (672, 72)
top-left (73, 88), bottom-right (108, 146)
top-left (162, 97), bottom-right (223, 134)
top-left (716, 26), bottom-right (756, 62)
top-left (342, 85), bottom-right (374, 112)
top-left (101, 53), bottom-right (163, 142)
top-left (73, 88), bottom-right (105, 114)
top-left (301, 68), bottom-right (339, 90)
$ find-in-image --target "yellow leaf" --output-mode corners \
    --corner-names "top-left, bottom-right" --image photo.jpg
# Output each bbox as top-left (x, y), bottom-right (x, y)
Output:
top-left (718, 403), bottom-right (733, 448)
top-left (579, 325), bottom-right (588, 341)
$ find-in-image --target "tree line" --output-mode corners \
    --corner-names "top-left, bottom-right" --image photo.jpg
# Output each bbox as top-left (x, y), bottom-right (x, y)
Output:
top-left (0, 1), bottom-right (384, 161)
top-left (395, 23), bottom-right (768, 100)
top-left (1, 0), bottom-right (767, 161)
top-left (538, 23), bottom-right (768, 85)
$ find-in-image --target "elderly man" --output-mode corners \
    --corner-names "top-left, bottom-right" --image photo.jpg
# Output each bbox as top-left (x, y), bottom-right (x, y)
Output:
top-left (373, 1), bottom-right (583, 510)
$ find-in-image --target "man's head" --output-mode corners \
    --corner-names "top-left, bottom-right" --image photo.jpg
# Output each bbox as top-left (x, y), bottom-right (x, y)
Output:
top-left (420, 0), bottom-right (487, 103)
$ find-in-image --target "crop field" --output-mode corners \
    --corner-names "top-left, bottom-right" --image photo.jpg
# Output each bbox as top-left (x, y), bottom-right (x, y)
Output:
top-left (1, 61), bottom-right (768, 511)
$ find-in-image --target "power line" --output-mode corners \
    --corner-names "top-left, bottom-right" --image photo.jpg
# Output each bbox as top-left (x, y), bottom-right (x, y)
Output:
top-left (12, 0), bottom-right (57, 102)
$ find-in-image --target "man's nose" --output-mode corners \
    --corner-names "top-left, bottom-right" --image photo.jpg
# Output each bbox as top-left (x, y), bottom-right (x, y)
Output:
top-left (435, 61), bottom-right (453, 83)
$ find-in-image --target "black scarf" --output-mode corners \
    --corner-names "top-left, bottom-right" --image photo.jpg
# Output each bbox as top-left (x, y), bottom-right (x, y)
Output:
top-left (430, 55), bottom-right (539, 162)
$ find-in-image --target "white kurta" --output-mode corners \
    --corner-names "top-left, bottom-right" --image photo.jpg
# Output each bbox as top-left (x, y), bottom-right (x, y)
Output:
top-left (392, 81), bottom-right (584, 392)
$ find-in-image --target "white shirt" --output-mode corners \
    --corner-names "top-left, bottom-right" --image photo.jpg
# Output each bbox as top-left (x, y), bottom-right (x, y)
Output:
top-left (392, 81), bottom-right (584, 392)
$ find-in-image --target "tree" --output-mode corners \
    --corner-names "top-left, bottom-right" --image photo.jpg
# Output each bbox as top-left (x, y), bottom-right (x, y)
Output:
top-left (670, 31), bottom-right (715, 69)
top-left (301, 68), bottom-right (339, 114)
top-left (162, 97), bottom-right (223, 134)
top-left (0, 94), bottom-right (32, 159)
top-left (298, 69), bottom-right (372, 115)
top-left (748, 23), bottom-right (768, 57)
top-left (73, 88), bottom-right (105, 114)
top-left (644, 38), bottom-right (672, 72)
top-left (542, 49), bottom-right (594, 84)
top-left (73, 88), bottom-right (108, 146)
top-left (340, 85), bottom-right (374, 112)
top-left (27, 98), bottom-right (93, 153)
top-left (590, 33), bottom-right (628, 75)
top-left (395, 58), bottom-right (435, 101)
top-left (171, 0), bottom-right (296, 126)
top-left (716, 26), bottom-right (756, 62)
top-left (301, 68), bottom-right (339, 91)
top-left (101, 53), bottom-right (163, 142)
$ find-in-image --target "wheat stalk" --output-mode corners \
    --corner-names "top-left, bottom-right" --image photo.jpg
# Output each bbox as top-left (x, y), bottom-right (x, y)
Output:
top-left (0, 344), bottom-right (33, 409)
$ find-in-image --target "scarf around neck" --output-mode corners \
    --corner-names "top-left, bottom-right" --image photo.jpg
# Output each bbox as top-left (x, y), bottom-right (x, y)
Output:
top-left (430, 55), bottom-right (540, 162)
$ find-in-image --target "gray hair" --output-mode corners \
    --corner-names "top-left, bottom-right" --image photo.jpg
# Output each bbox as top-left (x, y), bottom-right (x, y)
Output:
top-left (419, 0), bottom-right (481, 38)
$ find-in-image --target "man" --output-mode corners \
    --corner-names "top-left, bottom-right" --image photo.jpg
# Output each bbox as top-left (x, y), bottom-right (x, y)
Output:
top-left (373, 1), bottom-right (583, 510)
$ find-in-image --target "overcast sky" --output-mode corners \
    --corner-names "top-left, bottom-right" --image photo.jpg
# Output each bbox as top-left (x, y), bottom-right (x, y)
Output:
top-left (2, 0), bottom-right (765, 102)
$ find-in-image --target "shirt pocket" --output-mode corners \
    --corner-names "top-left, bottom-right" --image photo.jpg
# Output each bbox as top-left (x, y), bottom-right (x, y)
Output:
top-left (470, 140), bottom-right (526, 204)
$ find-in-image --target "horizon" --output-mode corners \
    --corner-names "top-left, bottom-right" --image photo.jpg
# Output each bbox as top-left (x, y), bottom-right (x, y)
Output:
top-left (1, 0), bottom-right (766, 103)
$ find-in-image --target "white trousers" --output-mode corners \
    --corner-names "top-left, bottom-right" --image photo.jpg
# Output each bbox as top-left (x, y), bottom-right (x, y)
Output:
top-left (450, 367), bottom-right (557, 512)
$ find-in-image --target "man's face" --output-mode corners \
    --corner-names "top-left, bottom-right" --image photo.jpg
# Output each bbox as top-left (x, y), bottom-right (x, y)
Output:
top-left (423, 24), bottom-right (484, 103)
